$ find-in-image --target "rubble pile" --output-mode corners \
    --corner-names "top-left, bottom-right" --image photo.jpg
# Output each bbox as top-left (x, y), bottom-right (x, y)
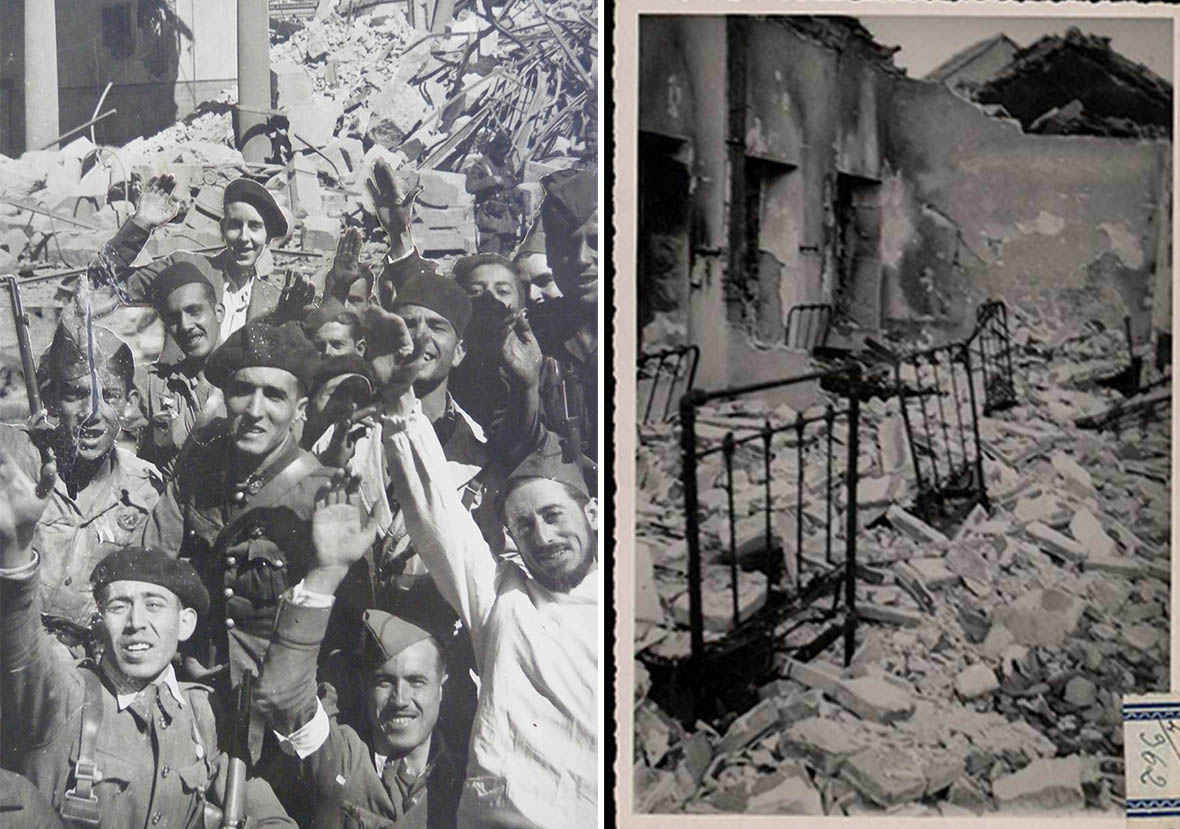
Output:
top-left (635, 306), bottom-right (1170, 816)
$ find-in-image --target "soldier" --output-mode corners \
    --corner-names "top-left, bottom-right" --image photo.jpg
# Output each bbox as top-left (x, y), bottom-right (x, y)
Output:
top-left (141, 319), bottom-right (336, 683)
top-left (512, 218), bottom-right (563, 308)
top-left (0, 315), bottom-right (162, 648)
top-left (255, 480), bottom-right (463, 828)
top-left (87, 174), bottom-right (312, 360)
top-left (139, 259), bottom-right (227, 478)
top-left (452, 253), bottom-right (525, 313)
top-left (0, 447), bottom-right (294, 826)
top-left (380, 348), bottom-right (599, 828)
top-left (304, 298), bottom-right (368, 358)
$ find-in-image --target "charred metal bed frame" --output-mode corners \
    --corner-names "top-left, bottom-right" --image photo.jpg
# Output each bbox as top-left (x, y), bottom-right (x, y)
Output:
top-left (965, 299), bottom-right (1017, 415)
top-left (642, 364), bottom-right (862, 723)
top-left (894, 342), bottom-right (989, 530)
top-left (637, 345), bottom-right (701, 425)
top-left (784, 303), bottom-right (833, 352)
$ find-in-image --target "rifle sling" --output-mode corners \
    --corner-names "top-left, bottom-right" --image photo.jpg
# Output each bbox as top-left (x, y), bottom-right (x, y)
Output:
top-left (60, 667), bottom-right (104, 827)
top-left (215, 451), bottom-right (321, 549)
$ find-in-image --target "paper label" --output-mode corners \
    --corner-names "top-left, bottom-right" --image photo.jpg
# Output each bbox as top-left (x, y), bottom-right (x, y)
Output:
top-left (1124, 695), bottom-right (1180, 826)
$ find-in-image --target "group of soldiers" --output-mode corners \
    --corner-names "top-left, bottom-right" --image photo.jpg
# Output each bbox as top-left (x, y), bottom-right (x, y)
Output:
top-left (0, 157), bottom-right (599, 828)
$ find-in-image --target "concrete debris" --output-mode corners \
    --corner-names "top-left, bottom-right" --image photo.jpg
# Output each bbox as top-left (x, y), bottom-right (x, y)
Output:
top-left (637, 303), bottom-right (1169, 816)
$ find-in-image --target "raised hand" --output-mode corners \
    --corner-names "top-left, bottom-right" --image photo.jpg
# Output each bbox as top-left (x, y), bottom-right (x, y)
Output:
top-left (326, 227), bottom-right (364, 298)
top-left (0, 443), bottom-right (55, 568)
top-left (365, 160), bottom-right (421, 255)
top-left (309, 472), bottom-right (378, 583)
top-left (273, 271), bottom-right (317, 322)
top-left (363, 302), bottom-right (429, 404)
top-left (500, 311), bottom-right (543, 389)
top-left (133, 174), bottom-right (180, 230)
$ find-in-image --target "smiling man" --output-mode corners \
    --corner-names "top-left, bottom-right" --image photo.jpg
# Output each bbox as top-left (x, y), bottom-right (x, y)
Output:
top-left (139, 260), bottom-right (228, 478)
top-left (0, 316), bottom-right (162, 649)
top-left (255, 492), bottom-right (463, 828)
top-left (141, 320), bottom-right (337, 684)
top-left (0, 444), bottom-right (295, 826)
top-left (88, 175), bottom-right (307, 362)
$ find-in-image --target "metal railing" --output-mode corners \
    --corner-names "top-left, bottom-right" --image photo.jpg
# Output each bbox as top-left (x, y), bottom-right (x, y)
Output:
top-left (894, 342), bottom-right (989, 529)
top-left (637, 345), bottom-right (700, 425)
top-left (673, 363), bottom-right (862, 720)
top-left (966, 299), bottom-right (1017, 415)
top-left (784, 303), bottom-right (833, 352)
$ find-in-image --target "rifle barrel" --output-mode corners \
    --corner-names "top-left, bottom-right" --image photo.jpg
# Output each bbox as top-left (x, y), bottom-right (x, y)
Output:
top-left (6, 277), bottom-right (41, 414)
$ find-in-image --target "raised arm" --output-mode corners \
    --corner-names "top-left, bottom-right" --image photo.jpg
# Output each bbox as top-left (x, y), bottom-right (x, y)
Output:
top-left (0, 442), bottom-right (83, 759)
top-left (87, 175), bottom-right (182, 304)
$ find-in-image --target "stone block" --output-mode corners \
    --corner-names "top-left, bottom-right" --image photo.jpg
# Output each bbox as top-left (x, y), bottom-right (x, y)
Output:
top-left (955, 663), bottom-right (999, 700)
top-left (840, 746), bottom-right (926, 807)
top-left (286, 95), bottom-right (344, 150)
top-left (833, 675), bottom-right (915, 724)
top-left (272, 60), bottom-right (316, 110)
top-left (365, 84), bottom-right (429, 148)
top-left (946, 540), bottom-right (993, 596)
top-left (1026, 522), bottom-right (1087, 563)
top-left (859, 603), bottom-right (924, 628)
top-left (991, 756), bottom-right (1084, 812)
top-left (416, 169), bottom-right (472, 209)
top-left (1063, 676), bottom-right (1097, 708)
top-left (908, 557), bottom-right (959, 589)
top-left (1085, 554), bottom-right (1147, 579)
top-left (0, 228), bottom-right (28, 255)
top-left (922, 751), bottom-right (965, 796)
top-left (782, 658), bottom-right (843, 697)
top-left (857, 475), bottom-right (899, 507)
top-left (1070, 507), bottom-right (1116, 558)
top-left (287, 158), bottom-right (322, 217)
top-left (1086, 576), bottom-right (1132, 614)
top-left (781, 717), bottom-right (862, 776)
top-left (948, 776), bottom-right (992, 814)
top-left (980, 621), bottom-right (1015, 660)
top-left (746, 771), bottom-right (824, 814)
top-left (1122, 623), bottom-right (1165, 653)
top-left (993, 588), bottom-right (1085, 648)
top-left (886, 505), bottom-right (949, 547)
top-left (635, 766), bottom-right (679, 813)
top-left (716, 698), bottom-right (780, 756)
top-left (877, 413), bottom-right (912, 474)
top-left (670, 566), bottom-right (768, 633)
top-left (301, 215), bottom-right (341, 252)
top-left (1052, 450), bottom-right (1094, 492)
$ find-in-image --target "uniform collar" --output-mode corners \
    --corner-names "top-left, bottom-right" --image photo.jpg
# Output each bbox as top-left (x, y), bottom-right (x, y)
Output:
top-left (211, 246), bottom-right (276, 285)
top-left (112, 662), bottom-right (185, 712)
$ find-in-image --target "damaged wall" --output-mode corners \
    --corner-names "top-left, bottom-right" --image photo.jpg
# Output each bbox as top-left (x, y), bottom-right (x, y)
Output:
top-left (881, 76), bottom-right (1170, 338)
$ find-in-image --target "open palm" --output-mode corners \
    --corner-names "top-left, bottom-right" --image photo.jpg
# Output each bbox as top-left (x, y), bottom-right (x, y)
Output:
top-left (0, 446), bottom-right (55, 567)
top-left (311, 474), bottom-right (379, 571)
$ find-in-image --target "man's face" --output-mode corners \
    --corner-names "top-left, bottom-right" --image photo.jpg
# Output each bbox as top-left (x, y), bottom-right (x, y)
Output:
top-left (98, 580), bottom-right (196, 686)
top-left (345, 277), bottom-right (370, 314)
top-left (395, 304), bottom-right (464, 389)
top-left (223, 366), bottom-right (307, 458)
top-left (461, 264), bottom-right (523, 313)
top-left (367, 638), bottom-right (446, 759)
top-left (221, 202), bottom-right (269, 271)
top-left (161, 283), bottom-right (223, 360)
top-left (516, 253), bottom-right (562, 307)
top-left (549, 210), bottom-right (598, 308)
top-left (312, 321), bottom-right (365, 358)
top-left (53, 368), bottom-right (137, 463)
top-left (503, 479), bottom-right (597, 593)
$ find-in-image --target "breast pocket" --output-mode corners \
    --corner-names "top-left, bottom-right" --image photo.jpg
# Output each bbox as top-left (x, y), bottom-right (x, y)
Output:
top-left (341, 802), bottom-right (395, 829)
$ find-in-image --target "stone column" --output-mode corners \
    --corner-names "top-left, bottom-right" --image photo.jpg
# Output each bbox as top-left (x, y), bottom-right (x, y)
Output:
top-left (236, 0), bottom-right (270, 162)
top-left (24, 0), bottom-right (60, 151)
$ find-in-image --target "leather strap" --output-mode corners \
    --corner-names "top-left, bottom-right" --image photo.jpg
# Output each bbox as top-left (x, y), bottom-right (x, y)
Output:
top-left (216, 451), bottom-right (322, 547)
top-left (60, 668), bottom-right (104, 827)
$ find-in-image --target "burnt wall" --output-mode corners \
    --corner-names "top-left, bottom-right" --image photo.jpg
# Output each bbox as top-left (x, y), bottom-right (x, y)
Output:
top-left (882, 76), bottom-right (1170, 338)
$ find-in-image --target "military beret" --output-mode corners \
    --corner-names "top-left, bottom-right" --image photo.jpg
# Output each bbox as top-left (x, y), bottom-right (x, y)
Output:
top-left (392, 272), bottom-right (473, 340)
top-left (205, 320), bottom-right (321, 392)
top-left (540, 168), bottom-right (597, 236)
top-left (494, 434), bottom-right (591, 520)
top-left (151, 259), bottom-right (217, 311)
top-left (223, 177), bottom-right (289, 241)
top-left (311, 352), bottom-right (376, 397)
top-left (37, 312), bottom-right (135, 389)
top-left (91, 547), bottom-right (210, 615)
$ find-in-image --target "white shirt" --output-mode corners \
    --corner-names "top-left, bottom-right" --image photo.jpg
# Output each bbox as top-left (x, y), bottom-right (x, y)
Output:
top-left (220, 275), bottom-right (254, 342)
top-left (381, 402), bottom-right (599, 829)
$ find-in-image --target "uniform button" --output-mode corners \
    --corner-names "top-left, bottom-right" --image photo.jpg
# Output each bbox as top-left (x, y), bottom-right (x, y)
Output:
top-left (187, 529), bottom-right (196, 538)
top-left (152, 812), bottom-right (161, 825)
top-left (161, 765), bottom-right (170, 778)
top-left (232, 492), bottom-right (246, 504)
top-left (223, 587), bottom-right (234, 598)
top-left (225, 618), bottom-right (235, 630)
top-left (225, 556), bottom-right (237, 567)
top-left (274, 560), bottom-right (285, 569)
top-left (63, 577), bottom-right (72, 586)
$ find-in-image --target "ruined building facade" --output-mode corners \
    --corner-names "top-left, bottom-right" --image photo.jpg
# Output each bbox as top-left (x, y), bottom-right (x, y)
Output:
top-left (638, 16), bottom-right (1172, 389)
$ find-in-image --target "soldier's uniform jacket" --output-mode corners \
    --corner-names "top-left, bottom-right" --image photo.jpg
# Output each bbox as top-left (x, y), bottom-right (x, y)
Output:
top-left (535, 306), bottom-right (597, 466)
top-left (0, 557), bottom-right (294, 827)
top-left (257, 597), bottom-right (463, 828)
top-left (0, 424), bottom-right (163, 629)
top-left (141, 421), bottom-right (335, 682)
top-left (138, 359), bottom-right (218, 480)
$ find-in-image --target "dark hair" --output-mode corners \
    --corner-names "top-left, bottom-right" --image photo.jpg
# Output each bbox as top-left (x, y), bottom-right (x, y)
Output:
top-left (315, 310), bottom-right (365, 342)
top-left (157, 279), bottom-right (218, 313)
top-left (452, 254), bottom-right (522, 286)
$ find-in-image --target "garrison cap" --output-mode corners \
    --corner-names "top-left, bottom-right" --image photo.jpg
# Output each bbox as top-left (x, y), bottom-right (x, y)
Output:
top-left (223, 177), bottom-right (289, 240)
top-left (363, 577), bottom-right (454, 667)
top-left (392, 272), bottom-right (473, 339)
top-left (513, 217), bottom-right (547, 259)
top-left (150, 259), bottom-right (217, 311)
top-left (91, 547), bottom-right (210, 615)
top-left (37, 311), bottom-right (134, 389)
top-left (540, 168), bottom-right (596, 237)
top-left (495, 434), bottom-right (591, 519)
top-left (205, 320), bottom-right (320, 392)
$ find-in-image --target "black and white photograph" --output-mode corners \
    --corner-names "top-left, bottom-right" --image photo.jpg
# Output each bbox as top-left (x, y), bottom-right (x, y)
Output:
top-left (621, 7), bottom-right (1173, 821)
top-left (0, 0), bottom-right (601, 826)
